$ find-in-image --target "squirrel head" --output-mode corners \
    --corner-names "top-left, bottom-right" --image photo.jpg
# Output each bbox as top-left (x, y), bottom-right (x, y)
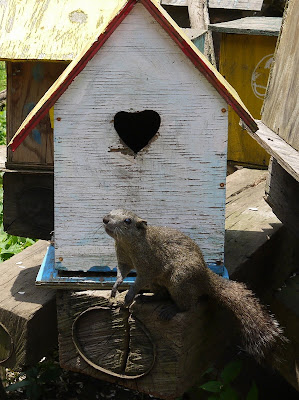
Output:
top-left (103, 209), bottom-right (147, 241)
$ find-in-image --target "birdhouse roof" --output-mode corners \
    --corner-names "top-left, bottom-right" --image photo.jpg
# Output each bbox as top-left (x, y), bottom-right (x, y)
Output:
top-left (0, 0), bottom-right (127, 61)
top-left (9, 0), bottom-right (258, 152)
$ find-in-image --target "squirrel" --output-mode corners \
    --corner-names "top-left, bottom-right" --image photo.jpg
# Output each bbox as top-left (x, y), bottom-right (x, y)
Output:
top-left (103, 209), bottom-right (287, 363)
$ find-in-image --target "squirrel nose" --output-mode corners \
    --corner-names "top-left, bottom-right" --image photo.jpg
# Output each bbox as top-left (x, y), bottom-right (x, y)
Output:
top-left (103, 216), bottom-right (110, 224)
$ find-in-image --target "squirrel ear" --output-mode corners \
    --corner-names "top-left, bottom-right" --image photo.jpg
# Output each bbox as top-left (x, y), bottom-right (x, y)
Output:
top-left (136, 219), bottom-right (147, 229)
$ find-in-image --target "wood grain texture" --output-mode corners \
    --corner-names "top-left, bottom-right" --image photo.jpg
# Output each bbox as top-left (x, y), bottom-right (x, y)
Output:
top-left (209, 17), bottom-right (282, 36)
top-left (219, 34), bottom-right (277, 166)
top-left (262, 0), bottom-right (299, 151)
top-left (57, 290), bottom-right (231, 399)
top-left (245, 121), bottom-right (299, 182)
top-left (0, 0), bottom-right (127, 61)
top-left (265, 158), bottom-right (299, 237)
top-left (0, 241), bottom-right (57, 368)
top-left (6, 61), bottom-right (67, 168)
top-left (161, 0), bottom-right (263, 10)
top-left (54, 3), bottom-right (228, 271)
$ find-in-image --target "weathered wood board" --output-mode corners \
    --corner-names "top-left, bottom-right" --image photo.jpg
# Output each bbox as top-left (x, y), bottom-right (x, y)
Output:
top-left (209, 17), bottom-right (282, 36)
top-left (6, 61), bottom-right (66, 169)
top-left (0, 0), bottom-right (127, 61)
top-left (57, 290), bottom-right (231, 399)
top-left (262, 0), bottom-right (299, 152)
top-left (245, 121), bottom-right (299, 182)
top-left (265, 158), bottom-right (299, 238)
top-left (3, 171), bottom-right (54, 240)
top-left (161, 0), bottom-right (264, 10)
top-left (0, 241), bottom-right (57, 368)
top-left (54, 3), bottom-right (228, 272)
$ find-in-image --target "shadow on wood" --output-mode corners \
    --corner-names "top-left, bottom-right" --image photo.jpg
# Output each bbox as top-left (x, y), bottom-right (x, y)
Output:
top-left (265, 158), bottom-right (299, 238)
top-left (3, 171), bottom-right (54, 240)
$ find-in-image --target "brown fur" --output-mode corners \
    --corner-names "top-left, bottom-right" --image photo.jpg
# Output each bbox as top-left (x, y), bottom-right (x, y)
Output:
top-left (103, 209), bottom-right (287, 363)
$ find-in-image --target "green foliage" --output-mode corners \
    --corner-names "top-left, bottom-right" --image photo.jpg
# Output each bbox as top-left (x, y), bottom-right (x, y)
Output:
top-left (0, 174), bottom-right (36, 261)
top-left (5, 358), bottom-right (62, 400)
top-left (0, 108), bottom-right (6, 145)
top-left (0, 61), bottom-right (6, 91)
top-left (197, 361), bottom-right (259, 400)
top-left (246, 382), bottom-right (259, 400)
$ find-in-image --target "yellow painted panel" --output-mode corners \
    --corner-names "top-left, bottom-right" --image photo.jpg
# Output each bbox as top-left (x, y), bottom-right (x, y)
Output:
top-left (0, 0), bottom-right (127, 61)
top-left (220, 34), bottom-right (277, 167)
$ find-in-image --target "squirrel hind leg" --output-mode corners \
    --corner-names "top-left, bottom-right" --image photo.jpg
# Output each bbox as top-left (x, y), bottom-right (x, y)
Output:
top-left (157, 303), bottom-right (180, 320)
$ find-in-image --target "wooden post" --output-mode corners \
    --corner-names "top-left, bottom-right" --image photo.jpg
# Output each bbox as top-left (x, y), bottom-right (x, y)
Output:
top-left (57, 290), bottom-right (231, 399)
top-left (187, 0), bottom-right (216, 65)
top-left (0, 241), bottom-right (57, 369)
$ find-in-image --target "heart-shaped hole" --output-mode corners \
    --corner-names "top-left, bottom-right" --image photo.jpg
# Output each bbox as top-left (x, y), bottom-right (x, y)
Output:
top-left (114, 110), bottom-right (161, 154)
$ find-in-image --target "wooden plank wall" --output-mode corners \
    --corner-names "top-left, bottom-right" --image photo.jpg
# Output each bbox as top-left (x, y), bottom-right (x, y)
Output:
top-left (54, 3), bottom-right (228, 272)
top-left (262, 0), bottom-right (299, 151)
top-left (6, 61), bottom-right (67, 169)
top-left (161, 0), bottom-right (263, 10)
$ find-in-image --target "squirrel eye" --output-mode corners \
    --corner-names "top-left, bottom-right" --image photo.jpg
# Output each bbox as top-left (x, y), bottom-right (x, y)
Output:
top-left (124, 218), bottom-right (132, 224)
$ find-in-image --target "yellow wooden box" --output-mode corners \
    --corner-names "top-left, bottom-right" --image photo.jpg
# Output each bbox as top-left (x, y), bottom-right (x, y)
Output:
top-left (210, 17), bottom-right (282, 167)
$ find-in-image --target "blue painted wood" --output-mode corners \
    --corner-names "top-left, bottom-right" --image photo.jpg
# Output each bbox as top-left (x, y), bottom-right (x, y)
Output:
top-left (193, 34), bottom-right (205, 54)
top-left (36, 245), bottom-right (229, 288)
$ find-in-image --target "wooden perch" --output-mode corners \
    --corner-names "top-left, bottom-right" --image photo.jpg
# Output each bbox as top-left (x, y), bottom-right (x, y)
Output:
top-left (57, 290), bottom-right (231, 399)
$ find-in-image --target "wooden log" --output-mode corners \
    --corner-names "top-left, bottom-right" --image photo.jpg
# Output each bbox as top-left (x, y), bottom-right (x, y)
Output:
top-left (3, 171), bottom-right (54, 240)
top-left (265, 158), bottom-right (299, 238)
top-left (57, 290), bottom-right (231, 400)
top-left (0, 241), bottom-right (57, 368)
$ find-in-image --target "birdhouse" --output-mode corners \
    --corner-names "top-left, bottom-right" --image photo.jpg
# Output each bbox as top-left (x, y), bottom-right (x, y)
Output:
top-left (209, 16), bottom-right (282, 167)
top-left (10, 0), bottom-right (257, 287)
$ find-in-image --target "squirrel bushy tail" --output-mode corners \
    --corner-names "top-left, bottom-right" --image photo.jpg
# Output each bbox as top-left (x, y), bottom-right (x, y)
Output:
top-left (206, 274), bottom-right (287, 363)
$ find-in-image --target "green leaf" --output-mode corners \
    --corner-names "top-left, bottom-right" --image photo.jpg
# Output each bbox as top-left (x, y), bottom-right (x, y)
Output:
top-left (246, 382), bottom-right (258, 400)
top-left (220, 360), bottom-right (242, 384)
top-left (39, 365), bottom-right (61, 382)
top-left (202, 366), bottom-right (216, 376)
top-left (200, 381), bottom-right (223, 393)
top-left (6, 380), bottom-right (31, 392)
top-left (220, 385), bottom-right (239, 400)
top-left (26, 382), bottom-right (43, 400)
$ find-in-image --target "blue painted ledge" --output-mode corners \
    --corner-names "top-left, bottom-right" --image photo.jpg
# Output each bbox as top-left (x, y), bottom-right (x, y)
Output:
top-left (36, 245), bottom-right (229, 288)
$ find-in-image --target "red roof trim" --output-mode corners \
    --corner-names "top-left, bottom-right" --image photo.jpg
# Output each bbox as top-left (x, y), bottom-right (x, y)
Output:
top-left (141, 0), bottom-right (258, 132)
top-left (10, 0), bottom-right (137, 152)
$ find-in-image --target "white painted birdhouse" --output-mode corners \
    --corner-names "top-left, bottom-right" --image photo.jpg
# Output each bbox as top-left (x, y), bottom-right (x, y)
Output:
top-left (10, 0), bottom-right (257, 286)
